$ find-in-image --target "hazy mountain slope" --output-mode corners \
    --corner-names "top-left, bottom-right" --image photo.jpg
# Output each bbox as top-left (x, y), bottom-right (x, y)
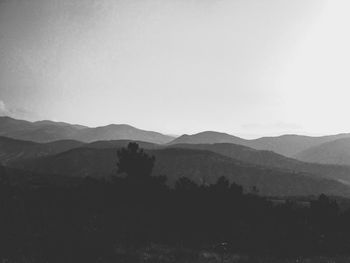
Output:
top-left (167, 143), bottom-right (298, 169)
top-left (169, 131), bottom-right (246, 145)
top-left (168, 131), bottom-right (350, 157)
top-left (0, 116), bottom-right (174, 144)
top-left (34, 120), bottom-right (86, 130)
top-left (246, 134), bottom-right (350, 157)
top-left (168, 143), bottom-right (350, 185)
top-left (0, 116), bottom-right (88, 142)
top-left (0, 136), bottom-right (161, 165)
top-left (4, 116), bottom-right (350, 153)
top-left (11, 147), bottom-right (350, 197)
top-left (0, 116), bottom-right (37, 133)
top-left (11, 124), bottom-right (82, 143)
top-left (295, 138), bottom-right (350, 166)
top-left (152, 148), bottom-right (350, 197)
top-left (4, 135), bottom-right (350, 186)
top-left (73, 124), bottom-right (173, 144)
top-left (0, 136), bottom-right (84, 164)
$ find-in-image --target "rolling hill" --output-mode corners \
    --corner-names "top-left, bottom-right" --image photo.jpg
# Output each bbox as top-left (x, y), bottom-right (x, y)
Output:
top-left (152, 148), bottom-right (350, 197)
top-left (168, 143), bottom-right (350, 185)
top-left (295, 138), bottom-right (350, 166)
top-left (0, 136), bottom-right (161, 165)
top-left (3, 135), bottom-right (350, 187)
top-left (8, 145), bottom-right (350, 197)
top-left (73, 124), bottom-right (173, 144)
top-left (0, 136), bottom-right (84, 165)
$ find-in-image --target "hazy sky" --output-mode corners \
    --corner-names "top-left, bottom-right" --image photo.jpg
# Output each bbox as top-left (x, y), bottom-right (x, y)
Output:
top-left (0, 0), bottom-right (349, 138)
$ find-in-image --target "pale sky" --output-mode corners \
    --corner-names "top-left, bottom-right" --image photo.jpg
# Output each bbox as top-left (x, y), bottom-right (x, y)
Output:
top-left (0, 0), bottom-right (349, 138)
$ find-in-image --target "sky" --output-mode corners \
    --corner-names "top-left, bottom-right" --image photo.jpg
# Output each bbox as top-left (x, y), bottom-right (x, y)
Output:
top-left (0, 0), bottom-right (349, 138)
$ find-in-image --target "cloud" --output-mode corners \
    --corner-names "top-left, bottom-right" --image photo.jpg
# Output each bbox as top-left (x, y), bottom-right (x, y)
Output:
top-left (0, 99), bottom-right (40, 121)
top-left (0, 100), bottom-right (10, 116)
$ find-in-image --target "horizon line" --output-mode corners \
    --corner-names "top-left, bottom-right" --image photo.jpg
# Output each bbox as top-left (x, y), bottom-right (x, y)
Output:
top-left (1, 114), bottom-right (349, 141)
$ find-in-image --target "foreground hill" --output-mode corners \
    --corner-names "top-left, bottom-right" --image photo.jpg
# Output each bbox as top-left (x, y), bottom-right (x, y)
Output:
top-left (0, 116), bottom-right (174, 144)
top-left (295, 138), bottom-right (350, 166)
top-left (84, 140), bottom-right (159, 150)
top-left (10, 147), bottom-right (350, 197)
top-left (169, 131), bottom-right (350, 157)
top-left (0, 136), bottom-right (160, 164)
top-left (0, 136), bottom-right (84, 164)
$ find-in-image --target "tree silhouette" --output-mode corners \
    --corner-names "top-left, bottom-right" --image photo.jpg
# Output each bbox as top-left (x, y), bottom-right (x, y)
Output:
top-left (215, 176), bottom-right (230, 191)
top-left (116, 142), bottom-right (155, 180)
top-left (175, 177), bottom-right (198, 192)
top-left (0, 165), bottom-right (9, 185)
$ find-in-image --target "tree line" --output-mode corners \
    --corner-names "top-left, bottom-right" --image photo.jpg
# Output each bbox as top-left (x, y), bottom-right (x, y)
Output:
top-left (0, 142), bottom-right (350, 262)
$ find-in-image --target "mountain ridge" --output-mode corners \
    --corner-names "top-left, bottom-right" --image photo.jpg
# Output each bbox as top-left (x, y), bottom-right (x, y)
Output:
top-left (169, 131), bottom-right (350, 157)
top-left (0, 116), bottom-right (174, 144)
top-left (2, 135), bottom-right (350, 197)
top-left (3, 116), bottom-right (350, 158)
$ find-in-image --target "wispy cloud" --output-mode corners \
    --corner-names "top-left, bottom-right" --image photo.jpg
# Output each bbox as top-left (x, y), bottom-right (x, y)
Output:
top-left (0, 99), bottom-right (40, 121)
top-left (0, 100), bottom-right (10, 116)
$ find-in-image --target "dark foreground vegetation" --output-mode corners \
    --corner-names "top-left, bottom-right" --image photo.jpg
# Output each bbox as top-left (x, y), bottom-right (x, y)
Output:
top-left (1, 143), bottom-right (350, 262)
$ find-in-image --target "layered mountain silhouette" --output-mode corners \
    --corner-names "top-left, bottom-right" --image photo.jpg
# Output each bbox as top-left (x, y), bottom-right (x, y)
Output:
top-left (4, 116), bottom-right (350, 158)
top-left (0, 116), bottom-right (174, 144)
top-left (169, 143), bottom-right (350, 185)
top-left (9, 146), bottom-right (350, 197)
top-left (295, 138), bottom-right (350, 166)
top-left (169, 131), bottom-right (350, 157)
top-left (0, 136), bottom-right (160, 165)
top-left (3, 116), bottom-right (350, 197)
top-left (0, 136), bottom-right (84, 164)
top-left (2, 135), bottom-right (350, 196)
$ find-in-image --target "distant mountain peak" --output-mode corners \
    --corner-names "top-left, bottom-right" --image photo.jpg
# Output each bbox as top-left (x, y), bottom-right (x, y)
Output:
top-left (168, 131), bottom-right (245, 145)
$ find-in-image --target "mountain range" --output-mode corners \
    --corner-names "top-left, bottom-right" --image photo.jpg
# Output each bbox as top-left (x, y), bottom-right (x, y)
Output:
top-left (1, 135), bottom-right (350, 197)
top-left (0, 116), bottom-right (174, 144)
top-left (4, 116), bottom-right (350, 159)
top-left (3, 116), bottom-right (350, 197)
top-left (5, 142), bottom-right (350, 197)
top-left (170, 131), bottom-right (350, 157)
